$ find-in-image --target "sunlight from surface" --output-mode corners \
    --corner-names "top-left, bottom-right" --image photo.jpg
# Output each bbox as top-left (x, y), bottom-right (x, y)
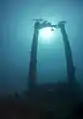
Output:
top-left (39, 27), bottom-right (54, 40)
top-left (39, 27), bottom-right (60, 44)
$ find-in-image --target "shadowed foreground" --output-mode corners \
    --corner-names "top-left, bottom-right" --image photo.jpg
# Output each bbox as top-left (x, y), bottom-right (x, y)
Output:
top-left (0, 82), bottom-right (83, 119)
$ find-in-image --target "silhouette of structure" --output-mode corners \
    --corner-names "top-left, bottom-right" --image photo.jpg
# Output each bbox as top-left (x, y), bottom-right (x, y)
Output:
top-left (28, 20), bottom-right (55, 90)
top-left (28, 21), bottom-right (40, 90)
top-left (58, 21), bottom-right (75, 84)
top-left (28, 20), bottom-right (76, 90)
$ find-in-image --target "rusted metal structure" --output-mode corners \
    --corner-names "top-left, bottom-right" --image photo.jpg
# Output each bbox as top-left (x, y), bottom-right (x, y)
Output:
top-left (28, 21), bottom-right (40, 90)
top-left (58, 21), bottom-right (75, 84)
top-left (28, 20), bottom-right (75, 90)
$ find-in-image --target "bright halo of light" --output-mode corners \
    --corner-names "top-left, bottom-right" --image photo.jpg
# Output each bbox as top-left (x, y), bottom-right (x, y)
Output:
top-left (39, 27), bottom-right (55, 42)
top-left (39, 27), bottom-right (61, 44)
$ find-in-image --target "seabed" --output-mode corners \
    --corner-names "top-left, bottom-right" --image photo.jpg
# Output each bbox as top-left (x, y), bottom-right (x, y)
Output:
top-left (20, 82), bottom-right (82, 118)
top-left (1, 82), bottom-right (83, 119)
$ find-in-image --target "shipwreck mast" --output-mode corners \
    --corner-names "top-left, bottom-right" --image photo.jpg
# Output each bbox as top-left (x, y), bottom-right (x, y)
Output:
top-left (58, 21), bottom-right (76, 84)
top-left (28, 20), bottom-right (54, 90)
top-left (28, 21), bottom-right (40, 90)
top-left (28, 20), bottom-right (76, 91)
